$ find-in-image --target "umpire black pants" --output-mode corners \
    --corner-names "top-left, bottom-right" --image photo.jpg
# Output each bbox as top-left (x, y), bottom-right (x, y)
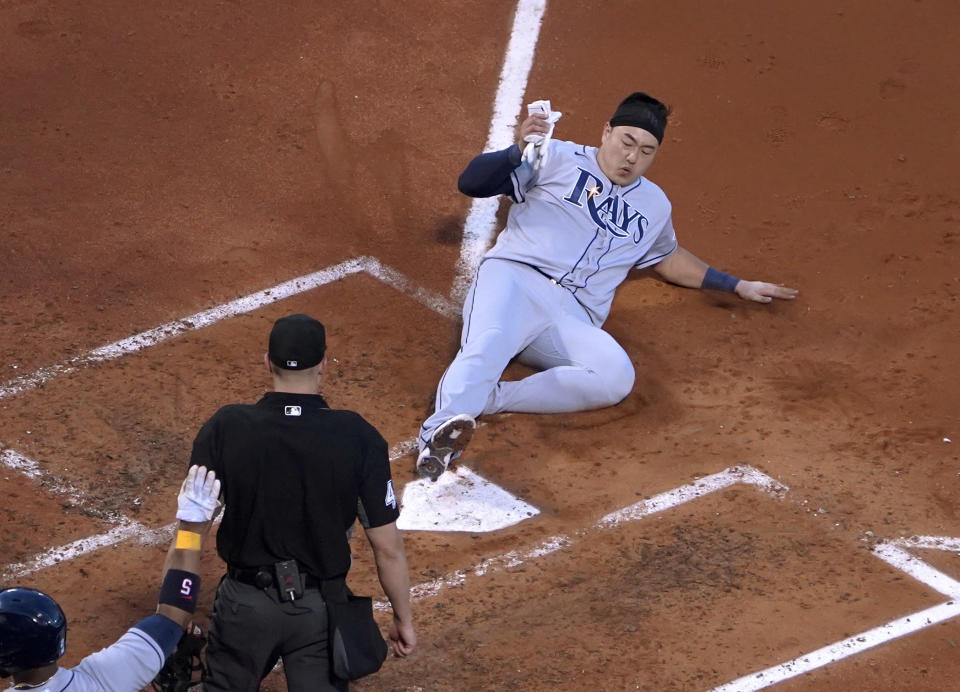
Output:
top-left (203, 576), bottom-right (349, 691)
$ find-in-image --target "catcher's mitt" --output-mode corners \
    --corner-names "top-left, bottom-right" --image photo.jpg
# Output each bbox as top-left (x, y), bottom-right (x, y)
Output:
top-left (151, 624), bottom-right (207, 692)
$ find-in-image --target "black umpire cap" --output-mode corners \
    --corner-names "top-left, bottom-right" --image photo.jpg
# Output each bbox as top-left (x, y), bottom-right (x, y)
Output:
top-left (268, 314), bottom-right (327, 370)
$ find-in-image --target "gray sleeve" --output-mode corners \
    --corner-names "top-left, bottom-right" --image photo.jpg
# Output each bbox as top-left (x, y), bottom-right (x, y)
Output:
top-left (69, 627), bottom-right (168, 691)
top-left (634, 211), bottom-right (679, 269)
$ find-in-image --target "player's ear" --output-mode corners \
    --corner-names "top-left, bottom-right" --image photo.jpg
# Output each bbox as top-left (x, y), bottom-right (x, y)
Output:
top-left (601, 122), bottom-right (612, 143)
top-left (263, 352), bottom-right (272, 375)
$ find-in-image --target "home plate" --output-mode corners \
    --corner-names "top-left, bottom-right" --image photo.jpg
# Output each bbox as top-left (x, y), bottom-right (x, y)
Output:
top-left (397, 466), bottom-right (540, 532)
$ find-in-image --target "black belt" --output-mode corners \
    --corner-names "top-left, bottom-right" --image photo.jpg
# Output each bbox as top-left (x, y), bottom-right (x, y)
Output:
top-left (227, 565), bottom-right (323, 590)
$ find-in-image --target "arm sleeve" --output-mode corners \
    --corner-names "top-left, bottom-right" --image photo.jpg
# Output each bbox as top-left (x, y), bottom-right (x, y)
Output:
top-left (457, 144), bottom-right (524, 199)
top-left (132, 613), bottom-right (183, 659)
top-left (69, 615), bottom-right (182, 691)
top-left (357, 423), bottom-right (401, 528)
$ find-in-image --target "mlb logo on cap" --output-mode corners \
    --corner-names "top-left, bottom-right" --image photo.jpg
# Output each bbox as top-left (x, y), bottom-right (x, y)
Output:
top-left (286, 360), bottom-right (298, 367)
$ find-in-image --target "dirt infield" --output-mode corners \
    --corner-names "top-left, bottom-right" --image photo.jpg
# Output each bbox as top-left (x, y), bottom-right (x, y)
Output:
top-left (2, 0), bottom-right (959, 690)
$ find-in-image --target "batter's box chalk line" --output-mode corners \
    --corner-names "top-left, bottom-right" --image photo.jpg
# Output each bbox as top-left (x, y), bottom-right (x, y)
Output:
top-left (707, 528), bottom-right (960, 688)
top-left (0, 256), bottom-right (458, 402)
top-left (0, 447), bottom-right (89, 513)
top-left (2, 516), bottom-right (170, 581)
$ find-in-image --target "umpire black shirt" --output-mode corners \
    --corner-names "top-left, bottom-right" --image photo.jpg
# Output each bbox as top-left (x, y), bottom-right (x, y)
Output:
top-left (189, 391), bottom-right (399, 579)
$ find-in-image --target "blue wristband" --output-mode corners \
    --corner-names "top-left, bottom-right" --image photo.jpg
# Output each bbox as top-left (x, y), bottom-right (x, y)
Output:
top-left (701, 267), bottom-right (740, 292)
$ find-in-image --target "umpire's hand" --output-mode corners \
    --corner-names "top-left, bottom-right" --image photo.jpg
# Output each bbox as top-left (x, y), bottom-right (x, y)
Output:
top-left (389, 616), bottom-right (416, 657)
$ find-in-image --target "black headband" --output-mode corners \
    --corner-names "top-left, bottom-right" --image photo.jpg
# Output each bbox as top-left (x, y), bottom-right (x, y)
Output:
top-left (609, 93), bottom-right (668, 143)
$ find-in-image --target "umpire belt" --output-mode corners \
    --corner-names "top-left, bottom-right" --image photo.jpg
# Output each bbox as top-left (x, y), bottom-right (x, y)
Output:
top-left (227, 564), bottom-right (323, 590)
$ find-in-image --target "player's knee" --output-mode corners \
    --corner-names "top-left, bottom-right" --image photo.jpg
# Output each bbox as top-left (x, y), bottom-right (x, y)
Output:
top-left (602, 359), bottom-right (635, 404)
top-left (587, 352), bottom-right (634, 407)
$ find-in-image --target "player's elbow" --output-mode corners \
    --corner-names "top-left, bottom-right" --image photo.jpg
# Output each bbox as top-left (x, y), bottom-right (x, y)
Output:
top-left (457, 172), bottom-right (485, 198)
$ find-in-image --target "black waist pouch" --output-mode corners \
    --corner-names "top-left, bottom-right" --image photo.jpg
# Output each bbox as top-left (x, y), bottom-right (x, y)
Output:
top-left (323, 582), bottom-right (388, 681)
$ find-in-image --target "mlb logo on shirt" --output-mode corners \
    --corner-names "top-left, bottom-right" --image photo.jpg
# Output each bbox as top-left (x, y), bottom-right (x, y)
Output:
top-left (284, 406), bottom-right (302, 417)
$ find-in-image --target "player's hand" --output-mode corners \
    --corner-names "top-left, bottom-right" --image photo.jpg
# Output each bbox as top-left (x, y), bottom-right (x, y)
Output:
top-left (176, 465), bottom-right (222, 523)
top-left (388, 617), bottom-right (416, 657)
top-left (735, 280), bottom-right (799, 303)
top-left (516, 112), bottom-right (550, 149)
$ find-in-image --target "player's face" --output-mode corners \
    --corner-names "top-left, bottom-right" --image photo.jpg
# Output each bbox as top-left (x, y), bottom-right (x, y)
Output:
top-left (597, 124), bottom-right (659, 185)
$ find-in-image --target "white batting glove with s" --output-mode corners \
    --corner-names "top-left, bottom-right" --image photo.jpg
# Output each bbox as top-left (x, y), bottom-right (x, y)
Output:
top-left (523, 100), bottom-right (562, 170)
top-left (176, 465), bottom-right (222, 523)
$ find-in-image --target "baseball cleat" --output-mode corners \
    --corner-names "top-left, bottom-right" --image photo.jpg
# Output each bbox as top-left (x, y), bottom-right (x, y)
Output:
top-left (416, 414), bottom-right (477, 482)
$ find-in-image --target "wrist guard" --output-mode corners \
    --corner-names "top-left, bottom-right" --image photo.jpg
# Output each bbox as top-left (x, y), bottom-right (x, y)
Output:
top-left (158, 569), bottom-right (201, 613)
top-left (702, 266), bottom-right (740, 292)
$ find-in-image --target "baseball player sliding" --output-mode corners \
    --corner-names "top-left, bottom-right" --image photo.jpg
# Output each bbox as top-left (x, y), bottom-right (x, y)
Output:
top-left (416, 92), bottom-right (798, 481)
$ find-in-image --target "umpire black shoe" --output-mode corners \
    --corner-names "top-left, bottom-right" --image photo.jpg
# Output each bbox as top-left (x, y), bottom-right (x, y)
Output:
top-left (416, 414), bottom-right (477, 482)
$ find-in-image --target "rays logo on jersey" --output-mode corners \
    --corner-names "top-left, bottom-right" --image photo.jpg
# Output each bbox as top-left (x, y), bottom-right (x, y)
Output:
top-left (563, 167), bottom-right (649, 242)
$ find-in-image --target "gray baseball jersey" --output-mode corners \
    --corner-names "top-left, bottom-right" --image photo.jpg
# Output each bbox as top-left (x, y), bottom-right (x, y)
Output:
top-left (488, 138), bottom-right (678, 325)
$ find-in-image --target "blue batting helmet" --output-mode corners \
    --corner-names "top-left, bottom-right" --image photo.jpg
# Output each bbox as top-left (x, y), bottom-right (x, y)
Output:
top-left (0, 587), bottom-right (67, 677)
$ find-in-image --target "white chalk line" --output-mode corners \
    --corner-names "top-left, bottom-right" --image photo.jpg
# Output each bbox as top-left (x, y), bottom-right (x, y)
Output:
top-left (0, 447), bottom-right (110, 518)
top-left (872, 542), bottom-right (960, 599)
top-left (3, 518), bottom-right (154, 580)
top-left (399, 534), bottom-right (573, 604)
top-left (0, 256), bottom-right (452, 402)
top-left (893, 535), bottom-right (960, 552)
top-left (363, 257), bottom-right (460, 320)
top-left (705, 535), bottom-right (960, 689)
top-left (599, 465), bottom-right (788, 527)
top-left (452, 0), bottom-right (547, 304)
top-left (710, 600), bottom-right (960, 692)
top-left (1, 448), bottom-right (84, 504)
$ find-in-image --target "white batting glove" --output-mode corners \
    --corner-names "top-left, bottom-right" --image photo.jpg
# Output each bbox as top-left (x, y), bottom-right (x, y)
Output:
top-left (523, 100), bottom-right (562, 170)
top-left (176, 465), bottom-right (222, 523)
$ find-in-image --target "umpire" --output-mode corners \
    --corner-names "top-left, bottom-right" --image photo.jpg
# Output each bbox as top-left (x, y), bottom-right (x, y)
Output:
top-left (193, 313), bottom-right (415, 691)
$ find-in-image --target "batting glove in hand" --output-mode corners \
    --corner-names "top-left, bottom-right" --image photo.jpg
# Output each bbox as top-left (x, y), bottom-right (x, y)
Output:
top-left (176, 465), bottom-right (222, 523)
top-left (523, 99), bottom-right (562, 170)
